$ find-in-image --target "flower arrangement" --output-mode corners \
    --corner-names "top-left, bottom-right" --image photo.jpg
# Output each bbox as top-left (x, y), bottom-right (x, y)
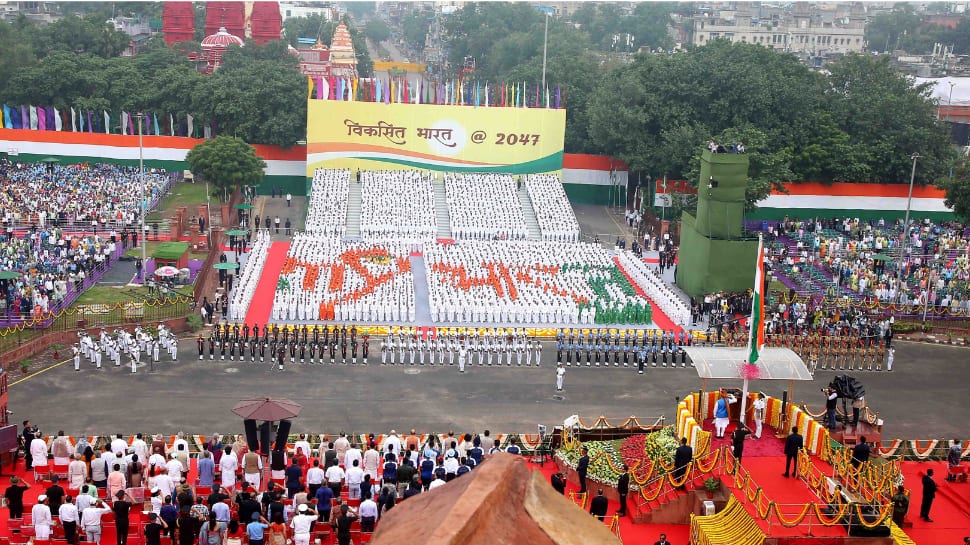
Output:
top-left (556, 426), bottom-right (679, 487)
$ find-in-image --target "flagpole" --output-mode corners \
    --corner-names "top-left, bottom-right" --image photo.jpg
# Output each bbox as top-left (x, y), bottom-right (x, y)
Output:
top-left (740, 233), bottom-right (765, 426)
top-left (541, 12), bottom-right (550, 91)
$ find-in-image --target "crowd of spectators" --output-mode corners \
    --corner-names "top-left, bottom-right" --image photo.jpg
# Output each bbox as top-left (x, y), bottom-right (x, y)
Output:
top-left (0, 160), bottom-right (173, 321)
top-left (11, 430), bottom-right (526, 545)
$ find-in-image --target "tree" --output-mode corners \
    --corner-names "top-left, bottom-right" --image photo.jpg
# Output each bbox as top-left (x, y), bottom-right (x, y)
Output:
top-left (364, 18), bottom-right (391, 44)
top-left (939, 162), bottom-right (970, 221)
top-left (186, 136), bottom-right (266, 201)
top-left (345, 2), bottom-right (376, 19)
top-left (401, 9), bottom-right (431, 51)
top-left (283, 15), bottom-right (334, 47)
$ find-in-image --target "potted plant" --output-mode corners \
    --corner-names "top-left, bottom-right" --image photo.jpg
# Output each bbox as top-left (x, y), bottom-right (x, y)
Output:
top-left (18, 359), bottom-right (30, 374)
top-left (703, 477), bottom-right (720, 499)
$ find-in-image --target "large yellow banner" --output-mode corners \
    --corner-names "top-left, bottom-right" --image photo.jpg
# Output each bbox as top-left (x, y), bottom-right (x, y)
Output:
top-left (306, 100), bottom-right (565, 175)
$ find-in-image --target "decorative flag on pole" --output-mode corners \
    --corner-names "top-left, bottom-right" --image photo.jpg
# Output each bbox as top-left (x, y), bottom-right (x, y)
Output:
top-left (28, 106), bottom-right (38, 130)
top-left (37, 107), bottom-right (46, 130)
top-left (169, 113), bottom-right (175, 136)
top-left (154, 113), bottom-right (160, 136)
top-left (186, 114), bottom-right (194, 138)
top-left (747, 234), bottom-right (765, 364)
top-left (2, 105), bottom-right (10, 129)
top-left (103, 111), bottom-right (110, 134)
top-left (308, 77), bottom-right (313, 99)
top-left (71, 107), bottom-right (77, 132)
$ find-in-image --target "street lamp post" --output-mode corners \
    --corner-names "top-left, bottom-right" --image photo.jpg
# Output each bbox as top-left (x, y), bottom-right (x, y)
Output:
top-left (947, 81), bottom-right (956, 121)
top-left (541, 12), bottom-right (550, 91)
top-left (898, 153), bottom-right (919, 303)
top-left (138, 114), bottom-right (146, 276)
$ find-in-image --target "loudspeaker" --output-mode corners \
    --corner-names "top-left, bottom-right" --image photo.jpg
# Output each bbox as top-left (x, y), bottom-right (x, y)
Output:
top-left (244, 419), bottom-right (259, 451)
top-left (259, 422), bottom-right (270, 455)
top-left (274, 420), bottom-right (292, 452)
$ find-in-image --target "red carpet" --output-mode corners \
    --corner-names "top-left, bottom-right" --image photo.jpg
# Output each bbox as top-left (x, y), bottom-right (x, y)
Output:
top-left (243, 241), bottom-right (290, 326)
top-left (897, 460), bottom-right (970, 544)
top-left (703, 419), bottom-right (787, 458)
top-left (613, 256), bottom-right (683, 333)
top-left (525, 459), bottom-right (690, 545)
top-left (729, 456), bottom-right (846, 538)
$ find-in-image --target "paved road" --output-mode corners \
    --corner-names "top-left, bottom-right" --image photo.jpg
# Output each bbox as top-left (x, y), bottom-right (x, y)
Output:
top-left (9, 338), bottom-right (966, 439)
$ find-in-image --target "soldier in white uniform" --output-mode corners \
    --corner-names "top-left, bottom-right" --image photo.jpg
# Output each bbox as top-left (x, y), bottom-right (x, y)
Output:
top-left (73, 344), bottom-right (81, 371)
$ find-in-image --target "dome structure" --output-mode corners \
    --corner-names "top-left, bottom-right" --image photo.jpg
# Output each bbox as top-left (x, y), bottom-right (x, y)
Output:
top-left (201, 26), bottom-right (244, 50)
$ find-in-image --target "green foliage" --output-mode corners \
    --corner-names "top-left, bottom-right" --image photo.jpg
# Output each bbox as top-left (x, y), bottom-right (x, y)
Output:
top-left (364, 18), bottom-right (391, 44)
top-left (588, 41), bottom-right (950, 211)
top-left (939, 163), bottom-right (970, 222)
top-left (345, 2), bottom-right (376, 19)
top-left (185, 313), bottom-right (204, 333)
top-left (283, 15), bottom-right (335, 47)
top-left (186, 137), bottom-right (266, 202)
top-left (401, 9), bottom-right (432, 51)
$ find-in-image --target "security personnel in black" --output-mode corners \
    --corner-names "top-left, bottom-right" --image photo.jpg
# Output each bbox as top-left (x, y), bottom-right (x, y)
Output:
top-left (312, 326), bottom-right (319, 344)
top-left (221, 323), bottom-right (230, 344)
top-left (208, 334), bottom-right (215, 359)
top-left (289, 338), bottom-right (297, 362)
top-left (259, 338), bottom-right (266, 362)
top-left (220, 336), bottom-right (227, 359)
top-left (309, 338), bottom-right (317, 363)
top-left (242, 324), bottom-right (250, 341)
top-left (329, 335), bottom-right (337, 363)
top-left (350, 325), bottom-right (357, 343)
top-left (301, 325), bottom-right (308, 344)
top-left (362, 334), bottom-right (370, 362)
top-left (197, 336), bottom-right (205, 359)
top-left (319, 338), bottom-right (327, 363)
top-left (351, 336), bottom-right (359, 364)
top-left (299, 338), bottom-right (306, 363)
top-left (340, 333), bottom-right (348, 363)
top-left (232, 324), bottom-right (240, 343)
top-left (228, 339), bottom-right (236, 361)
top-left (271, 325), bottom-right (279, 342)
top-left (323, 326), bottom-right (330, 347)
top-left (250, 338), bottom-right (257, 361)
top-left (340, 325), bottom-right (348, 344)
top-left (254, 324), bottom-right (261, 341)
top-left (277, 344), bottom-right (285, 370)
top-left (282, 326), bottom-right (290, 344)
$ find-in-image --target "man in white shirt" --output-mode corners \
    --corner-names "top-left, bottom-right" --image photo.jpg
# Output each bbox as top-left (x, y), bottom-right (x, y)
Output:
top-left (428, 474), bottom-right (446, 491)
top-left (382, 431), bottom-right (402, 459)
top-left (325, 463), bottom-right (345, 498)
top-left (79, 499), bottom-right (111, 545)
top-left (130, 434), bottom-right (149, 463)
top-left (110, 434), bottom-right (128, 456)
top-left (166, 453), bottom-right (184, 481)
top-left (59, 495), bottom-right (80, 545)
top-left (442, 454), bottom-right (459, 481)
top-left (32, 495), bottom-right (54, 540)
top-left (289, 504), bottom-right (316, 545)
top-left (333, 433), bottom-right (350, 466)
top-left (293, 435), bottom-right (312, 460)
top-left (358, 496), bottom-right (378, 532)
top-left (345, 459), bottom-right (364, 500)
top-left (154, 472), bottom-right (175, 501)
top-left (219, 446), bottom-right (238, 490)
top-left (305, 460), bottom-right (325, 498)
top-left (344, 443), bottom-right (363, 471)
top-left (30, 432), bottom-right (49, 474)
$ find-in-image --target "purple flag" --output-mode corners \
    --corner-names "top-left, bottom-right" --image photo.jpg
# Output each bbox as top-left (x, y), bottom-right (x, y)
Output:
top-left (128, 112), bottom-right (135, 135)
top-left (86, 110), bottom-right (93, 133)
top-left (37, 107), bottom-right (46, 130)
top-left (555, 86), bottom-right (561, 109)
top-left (315, 77), bottom-right (323, 99)
top-left (384, 79), bottom-right (391, 104)
top-left (20, 105), bottom-right (27, 128)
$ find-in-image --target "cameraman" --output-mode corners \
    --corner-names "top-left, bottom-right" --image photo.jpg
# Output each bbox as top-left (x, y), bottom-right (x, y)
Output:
top-left (823, 386), bottom-right (839, 430)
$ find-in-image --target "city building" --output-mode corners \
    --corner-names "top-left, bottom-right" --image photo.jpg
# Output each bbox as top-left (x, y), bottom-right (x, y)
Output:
top-left (329, 22), bottom-right (358, 78)
top-left (689, 2), bottom-right (867, 63)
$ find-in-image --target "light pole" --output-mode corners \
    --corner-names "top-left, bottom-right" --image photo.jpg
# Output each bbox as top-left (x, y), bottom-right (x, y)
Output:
top-left (947, 81), bottom-right (956, 121)
top-left (541, 11), bottom-right (550, 92)
top-left (898, 153), bottom-right (919, 303)
top-left (138, 114), bottom-right (146, 275)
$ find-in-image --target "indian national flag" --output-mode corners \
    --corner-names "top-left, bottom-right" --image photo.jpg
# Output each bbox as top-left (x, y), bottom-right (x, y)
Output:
top-left (747, 235), bottom-right (765, 364)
